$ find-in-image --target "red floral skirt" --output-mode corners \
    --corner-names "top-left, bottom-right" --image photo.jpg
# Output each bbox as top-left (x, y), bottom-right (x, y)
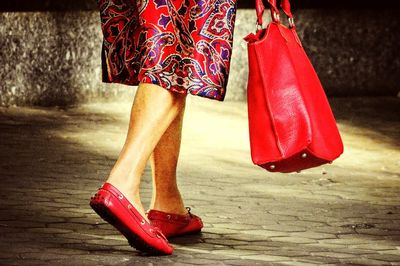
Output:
top-left (97, 0), bottom-right (238, 101)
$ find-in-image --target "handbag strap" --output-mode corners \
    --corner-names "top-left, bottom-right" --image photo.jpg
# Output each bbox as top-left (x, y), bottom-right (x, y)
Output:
top-left (280, 0), bottom-right (293, 19)
top-left (256, 0), bottom-right (295, 29)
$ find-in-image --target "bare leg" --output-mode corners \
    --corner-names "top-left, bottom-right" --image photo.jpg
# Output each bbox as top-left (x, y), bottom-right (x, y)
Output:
top-left (148, 97), bottom-right (187, 215)
top-left (106, 82), bottom-right (188, 222)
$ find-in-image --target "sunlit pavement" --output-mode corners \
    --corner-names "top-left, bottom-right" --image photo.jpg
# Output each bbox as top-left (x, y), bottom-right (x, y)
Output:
top-left (0, 95), bottom-right (399, 265)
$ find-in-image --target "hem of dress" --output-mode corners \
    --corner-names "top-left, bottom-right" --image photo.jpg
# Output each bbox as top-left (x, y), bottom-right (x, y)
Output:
top-left (101, 78), bottom-right (225, 102)
top-left (100, 41), bottom-right (225, 102)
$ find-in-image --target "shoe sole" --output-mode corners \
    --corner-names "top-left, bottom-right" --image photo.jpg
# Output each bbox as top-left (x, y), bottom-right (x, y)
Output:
top-left (90, 192), bottom-right (168, 255)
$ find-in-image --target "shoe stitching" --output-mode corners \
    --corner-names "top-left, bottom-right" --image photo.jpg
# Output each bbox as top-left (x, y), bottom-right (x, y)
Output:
top-left (101, 184), bottom-right (168, 240)
top-left (186, 206), bottom-right (194, 218)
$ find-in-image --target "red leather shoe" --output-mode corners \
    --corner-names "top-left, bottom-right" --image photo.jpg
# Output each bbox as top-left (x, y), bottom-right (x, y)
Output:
top-left (146, 207), bottom-right (203, 238)
top-left (89, 182), bottom-right (173, 255)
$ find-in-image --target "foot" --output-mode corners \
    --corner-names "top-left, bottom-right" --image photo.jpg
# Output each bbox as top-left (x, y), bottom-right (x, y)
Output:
top-left (105, 180), bottom-right (150, 223)
top-left (90, 182), bottom-right (173, 255)
top-left (150, 188), bottom-right (188, 216)
top-left (146, 207), bottom-right (204, 238)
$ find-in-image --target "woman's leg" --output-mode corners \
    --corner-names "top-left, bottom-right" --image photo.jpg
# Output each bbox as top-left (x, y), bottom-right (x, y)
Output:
top-left (106, 82), bottom-right (188, 222)
top-left (148, 97), bottom-right (187, 215)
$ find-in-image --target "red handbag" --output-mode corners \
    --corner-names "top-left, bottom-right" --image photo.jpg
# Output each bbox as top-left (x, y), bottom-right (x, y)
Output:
top-left (243, 0), bottom-right (344, 173)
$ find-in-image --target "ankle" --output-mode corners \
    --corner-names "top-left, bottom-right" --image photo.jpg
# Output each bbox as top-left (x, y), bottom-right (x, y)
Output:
top-left (150, 194), bottom-right (187, 215)
top-left (154, 185), bottom-right (181, 197)
top-left (150, 204), bottom-right (187, 215)
top-left (106, 175), bottom-right (140, 195)
top-left (105, 179), bottom-right (150, 221)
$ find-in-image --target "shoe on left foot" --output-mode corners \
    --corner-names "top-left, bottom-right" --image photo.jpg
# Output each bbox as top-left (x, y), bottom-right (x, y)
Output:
top-left (146, 207), bottom-right (203, 238)
top-left (89, 182), bottom-right (173, 255)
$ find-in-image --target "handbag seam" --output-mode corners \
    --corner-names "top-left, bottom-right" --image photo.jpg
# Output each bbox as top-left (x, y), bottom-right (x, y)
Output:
top-left (253, 24), bottom-right (285, 158)
top-left (254, 23), bottom-right (314, 159)
top-left (278, 24), bottom-right (313, 147)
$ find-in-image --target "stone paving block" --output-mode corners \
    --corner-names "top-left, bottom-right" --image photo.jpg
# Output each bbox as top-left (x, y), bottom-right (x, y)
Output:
top-left (261, 224), bottom-right (308, 232)
top-left (374, 223), bottom-right (400, 231)
top-left (349, 242), bottom-right (399, 251)
top-left (259, 214), bottom-right (301, 222)
top-left (278, 260), bottom-right (321, 266)
top-left (318, 237), bottom-right (372, 245)
top-left (0, 220), bottom-right (44, 228)
top-left (220, 259), bottom-right (274, 265)
top-left (311, 226), bottom-right (355, 235)
top-left (203, 239), bottom-right (249, 247)
top-left (212, 223), bottom-right (261, 230)
top-left (35, 236), bottom-right (84, 245)
top-left (339, 257), bottom-right (392, 265)
top-left (188, 251), bottom-right (234, 260)
top-left (45, 247), bottom-right (90, 256)
top-left (269, 236), bottom-right (318, 244)
top-left (363, 254), bottom-right (400, 262)
top-left (310, 251), bottom-right (356, 258)
top-left (221, 233), bottom-right (268, 242)
top-left (47, 222), bottom-right (94, 230)
top-left (175, 258), bottom-right (225, 265)
top-left (232, 245), bottom-right (280, 251)
top-left (197, 232), bottom-right (223, 239)
top-left (379, 250), bottom-right (400, 256)
top-left (289, 231), bottom-right (337, 240)
top-left (203, 228), bottom-right (240, 235)
top-left (0, 251), bottom-right (19, 260)
top-left (210, 248), bottom-right (261, 256)
top-left (18, 252), bottom-right (71, 260)
top-left (53, 254), bottom-right (144, 265)
top-left (333, 247), bottom-right (378, 255)
top-left (86, 238), bottom-right (127, 247)
top-left (240, 229), bottom-right (288, 238)
top-left (240, 254), bottom-right (293, 262)
top-left (0, 259), bottom-right (45, 266)
top-left (296, 256), bottom-right (342, 264)
top-left (44, 210), bottom-right (89, 218)
top-left (175, 242), bottom-right (219, 250)
top-left (280, 220), bottom-right (328, 228)
top-left (19, 215), bottom-right (66, 224)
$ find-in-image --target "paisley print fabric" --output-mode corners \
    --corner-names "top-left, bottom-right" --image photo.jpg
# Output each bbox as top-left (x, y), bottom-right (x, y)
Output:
top-left (97, 0), bottom-right (238, 101)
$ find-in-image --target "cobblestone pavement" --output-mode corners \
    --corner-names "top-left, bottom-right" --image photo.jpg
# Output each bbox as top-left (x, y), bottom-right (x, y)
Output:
top-left (0, 96), bottom-right (399, 265)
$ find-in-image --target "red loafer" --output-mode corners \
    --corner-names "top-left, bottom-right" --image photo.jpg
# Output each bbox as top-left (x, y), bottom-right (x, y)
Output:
top-left (146, 207), bottom-right (203, 238)
top-left (89, 182), bottom-right (173, 255)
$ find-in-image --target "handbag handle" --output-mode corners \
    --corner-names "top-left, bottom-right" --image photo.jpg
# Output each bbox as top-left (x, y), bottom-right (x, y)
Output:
top-left (256, 0), bottom-right (295, 30)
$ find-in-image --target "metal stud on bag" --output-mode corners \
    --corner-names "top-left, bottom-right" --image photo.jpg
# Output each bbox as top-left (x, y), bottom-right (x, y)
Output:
top-left (301, 153), bottom-right (307, 158)
top-left (288, 17), bottom-right (295, 28)
top-left (272, 11), bottom-right (280, 23)
top-left (269, 164), bottom-right (276, 170)
top-left (256, 21), bottom-right (263, 31)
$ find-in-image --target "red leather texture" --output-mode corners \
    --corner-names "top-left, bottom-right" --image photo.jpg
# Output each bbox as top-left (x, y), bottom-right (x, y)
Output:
top-left (147, 208), bottom-right (203, 238)
top-left (256, 0), bottom-right (280, 26)
top-left (280, 0), bottom-right (293, 18)
top-left (244, 0), bottom-right (344, 173)
top-left (90, 183), bottom-right (174, 254)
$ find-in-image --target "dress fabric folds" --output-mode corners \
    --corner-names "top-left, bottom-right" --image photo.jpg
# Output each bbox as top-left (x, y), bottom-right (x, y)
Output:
top-left (98, 0), bottom-right (238, 101)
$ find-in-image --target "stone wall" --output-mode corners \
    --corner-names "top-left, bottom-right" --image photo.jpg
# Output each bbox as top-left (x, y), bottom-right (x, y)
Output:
top-left (0, 8), bottom-right (399, 106)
